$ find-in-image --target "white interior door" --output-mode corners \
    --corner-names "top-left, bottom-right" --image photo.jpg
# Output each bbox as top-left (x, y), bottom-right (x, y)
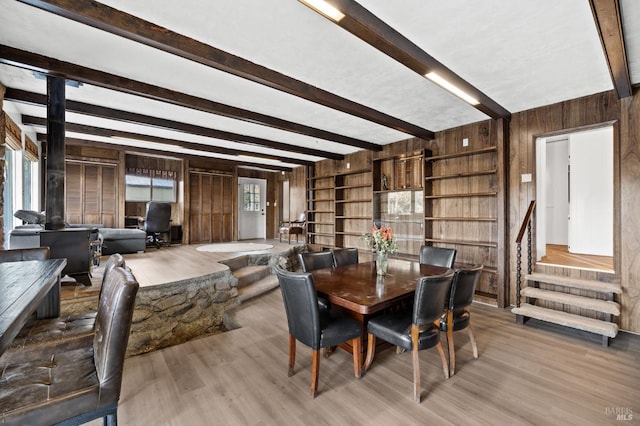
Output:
top-left (545, 138), bottom-right (569, 245)
top-left (568, 127), bottom-right (613, 256)
top-left (237, 178), bottom-right (266, 240)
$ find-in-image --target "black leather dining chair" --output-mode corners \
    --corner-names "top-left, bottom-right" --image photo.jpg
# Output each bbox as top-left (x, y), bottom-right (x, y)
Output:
top-left (275, 266), bottom-right (362, 398)
top-left (331, 247), bottom-right (359, 267)
top-left (0, 266), bottom-right (139, 425)
top-left (299, 251), bottom-right (334, 272)
top-left (364, 270), bottom-right (454, 403)
top-left (440, 265), bottom-right (483, 375)
top-left (419, 245), bottom-right (457, 268)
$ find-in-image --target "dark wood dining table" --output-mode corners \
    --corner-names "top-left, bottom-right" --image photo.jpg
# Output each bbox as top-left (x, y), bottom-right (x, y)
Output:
top-left (0, 258), bottom-right (66, 356)
top-left (310, 258), bottom-right (450, 356)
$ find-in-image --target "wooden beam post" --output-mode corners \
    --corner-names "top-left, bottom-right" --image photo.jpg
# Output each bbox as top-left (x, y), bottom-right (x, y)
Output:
top-left (45, 76), bottom-right (65, 230)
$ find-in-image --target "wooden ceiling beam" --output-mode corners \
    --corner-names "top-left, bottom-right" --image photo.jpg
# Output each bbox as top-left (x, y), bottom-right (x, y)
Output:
top-left (0, 45), bottom-right (380, 151)
top-left (589, 0), bottom-right (632, 98)
top-left (304, 0), bottom-right (510, 119)
top-left (6, 88), bottom-right (343, 161)
top-left (24, 115), bottom-right (314, 166)
top-left (17, 0), bottom-right (434, 140)
top-left (37, 134), bottom-right (294, 172)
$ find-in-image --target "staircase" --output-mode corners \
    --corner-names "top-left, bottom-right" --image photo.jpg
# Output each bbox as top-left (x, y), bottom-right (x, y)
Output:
top-left (512, 272), bottom-right (621, 346)
top-left (221, 256), bottom-right (279, 303)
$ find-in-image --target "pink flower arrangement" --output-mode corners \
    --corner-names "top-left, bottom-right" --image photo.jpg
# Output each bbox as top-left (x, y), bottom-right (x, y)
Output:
top-left (362, 224), bottom-right (398, 254)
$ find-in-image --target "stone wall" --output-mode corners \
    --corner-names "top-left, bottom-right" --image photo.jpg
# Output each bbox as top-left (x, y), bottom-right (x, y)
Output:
top-left (125, 247), bottom-right (303, 357)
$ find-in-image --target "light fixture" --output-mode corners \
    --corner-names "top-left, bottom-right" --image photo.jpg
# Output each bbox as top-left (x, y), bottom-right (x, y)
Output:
top-left (299, 0), bottom-right (345, 22)
top-left (425, 72), bottom-right (479, 106)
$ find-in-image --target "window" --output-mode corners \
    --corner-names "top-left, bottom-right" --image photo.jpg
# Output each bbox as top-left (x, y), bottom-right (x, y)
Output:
top-left (2, 147), bottom-right (15, 248)
top-left (243, 183), bottom-right (260, 211)
top-left (125, 169), bottom-right (176, 202)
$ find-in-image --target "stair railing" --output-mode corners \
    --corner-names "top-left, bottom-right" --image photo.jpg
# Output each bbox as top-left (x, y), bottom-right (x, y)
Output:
top-left (515, 200), bottom-right (536, 307)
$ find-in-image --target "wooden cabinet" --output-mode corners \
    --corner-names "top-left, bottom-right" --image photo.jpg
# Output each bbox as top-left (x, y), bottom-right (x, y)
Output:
top-left (306, 175), bottom-right (335, 246)
top-left (424, 146), bottom-right (500, 301)
top-left (306, 168), bottom-right (372, 249)
top-left (334, 169), bottom-right (372, 249)
top-left (188, 171), bottom-right (233, 243)
top-left (373, 151), bottom-right (426, 256)
top-left (65, 161), bottom-right (118, 227)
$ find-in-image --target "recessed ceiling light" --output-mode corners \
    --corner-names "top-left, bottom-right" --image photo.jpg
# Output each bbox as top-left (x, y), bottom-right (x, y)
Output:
top-left (299, 0), bottom-right (345, 22)
top-left (425, 72), bottom-right (479, 106)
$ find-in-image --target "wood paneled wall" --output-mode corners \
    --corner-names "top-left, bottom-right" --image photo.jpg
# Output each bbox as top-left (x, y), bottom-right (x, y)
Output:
top-left (508, 90), bottom-right (640, 332)
top-left (0, 84), bottom-right (6, 249)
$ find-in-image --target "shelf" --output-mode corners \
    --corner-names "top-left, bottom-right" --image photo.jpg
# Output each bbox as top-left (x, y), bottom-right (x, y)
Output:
top-left (425, 191), bottom-right (497, 199)
top-left (374, 188), bottom-right (422, 194)
top-left (425, 169), bottom-right (496, 181)
top-left (336, 169), bottom-right (370, 176)
top-left (425, 238), bottom-right (498, 248)
top-left (308, 232), bottom-right (334, 237)
top-left (335, 199), bottom-right (371, 204)
top-left (307, 210), bottom-right (334, 214)
top-left (425, 146), bottom-right (497, 161)
top-left (308, 221), bottom-right (334, 226)
top-left (335, 231), bottom-right (365, 236)
top-left (336, 216), bottom-right (371, 220)
top-left (375, 218), bottom-right (422, 224)
top-left (335, 184), bottom-right (371, 190)
top-left (308, 198), bottom-right (334, 202)
top-left (308, 175), bottom-right (335, 181)
top-left (424, 217), bottom-right (497, 222)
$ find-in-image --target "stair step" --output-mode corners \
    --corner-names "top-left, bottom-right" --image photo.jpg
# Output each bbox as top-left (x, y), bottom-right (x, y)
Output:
top-left (234, 265), bottom-right (271, 288)
top-left (220, 256), bottom-right (249, 272)
top-left (521, 287), bottom-right (620, 315)
top-left (238, 275), bottom-right (279, 303)
top-left (525, 273), bottom-right (621, 294)
top-left (512, 304), bottom-right (618, 338)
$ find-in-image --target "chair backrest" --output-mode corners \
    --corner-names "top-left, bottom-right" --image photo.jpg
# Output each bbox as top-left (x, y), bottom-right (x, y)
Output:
top-left (99, 253), bottom-right (127, 299)
top-left (0, 247), bottom-right (50, 263)
top-left (299, 251), bottom-right (334, 272)
top-left (144, 201), bottom-right (171, 233)
top-left (413, 270), bottom-right (455, 327)
top-left (331, 248), bottom-right (358, 267)
top-left (295, 212), bottom-right (306, 223)
top-left (419, 245), bottom-right (457, 268)
top-left (448, 265), bottom-right (483, 314)
top-left (93, 266), bottom-right (139, 405)
top-left (275, 266), bottom-right (321, 349)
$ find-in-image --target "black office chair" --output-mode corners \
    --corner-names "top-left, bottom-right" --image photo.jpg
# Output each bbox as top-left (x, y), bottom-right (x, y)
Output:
top-left (364, 270), bottom-right (454, 403)
top-left (144, 201), bottom-right (171, 248)
top-left (275, 266), bottom-right (362, 398)
top-left (440, 265), bottom-right (483, 375)
top-left (0, 266), bottom-right (139, 425)
top-left (419, 245), bottom-right (457, 268)
top-left (331, 248), bottom-right (359, 267)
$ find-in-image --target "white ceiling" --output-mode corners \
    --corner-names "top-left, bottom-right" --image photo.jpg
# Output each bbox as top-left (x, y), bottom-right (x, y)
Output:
top-left (1, 0), bottom-right (638, 170)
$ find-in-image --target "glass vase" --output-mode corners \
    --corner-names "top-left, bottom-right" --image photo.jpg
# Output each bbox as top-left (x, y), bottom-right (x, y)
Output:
top-left (376, 252), bottom-right (388, 276)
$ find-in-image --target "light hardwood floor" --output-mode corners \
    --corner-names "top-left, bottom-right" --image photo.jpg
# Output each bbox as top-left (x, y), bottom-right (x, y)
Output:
top-left (94, 283), bottom-right (638, 425)
top-left (539, 244), bottom-right (614, 272)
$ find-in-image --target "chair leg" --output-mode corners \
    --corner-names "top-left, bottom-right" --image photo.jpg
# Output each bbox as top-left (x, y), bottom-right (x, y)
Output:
top-left (436, 341), bottom-right (450, 380)
top-left (467, 324), bottom-right (478, 359)
top-left (288, 334), bottom-right (296, 377)
top-left (310, 349), bottom-right (320, 398)
top-left (104, 412), bottom-right (117, 426)
top-left (351, 337), bottom-right (363, 378)
top-left (364, 334), bottom-right (376, 371)
top-left (446, 310), bottom-right (455, 375)
top-left (411, 325), bottom-right (421, 404)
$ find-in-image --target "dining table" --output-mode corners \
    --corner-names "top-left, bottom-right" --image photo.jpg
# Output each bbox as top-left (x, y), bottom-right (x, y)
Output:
top-left (0, 258), bottom-right (66, 356)
top-left (310, 258), bottom-right (451, 356)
